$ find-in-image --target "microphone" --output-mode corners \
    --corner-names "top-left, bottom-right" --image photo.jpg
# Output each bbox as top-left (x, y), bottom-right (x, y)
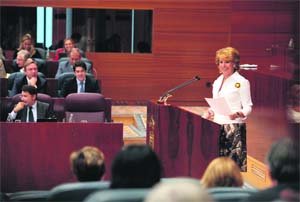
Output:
top-left (157, 76), bottom-right (201, 104)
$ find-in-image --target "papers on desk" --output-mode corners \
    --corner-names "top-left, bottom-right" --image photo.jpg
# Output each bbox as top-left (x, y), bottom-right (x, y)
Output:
top-left (205, 97), bottom-right (233, 116)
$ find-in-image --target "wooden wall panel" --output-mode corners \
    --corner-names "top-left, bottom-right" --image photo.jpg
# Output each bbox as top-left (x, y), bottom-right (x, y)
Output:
top-left (87, 53), bottom-right (218, 104)
top-left (155, 9), bottom-right (231, 33)
top-left (231, 11), bottom-right (275, 33)
top-left (1, 0), bottom-right (298, 104)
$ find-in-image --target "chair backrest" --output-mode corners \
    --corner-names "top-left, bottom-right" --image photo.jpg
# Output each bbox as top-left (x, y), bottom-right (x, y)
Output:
top-left (84, 189), bottom-right (150, 202)
top-left (12, 93), bottom-right (54, 111)
top-left (208, 187), bottom-right (257, 202)
top-left (45, 60), bottom-right (59, 78)
top-left (7, 72), bottom-right (24, 91)
top-left (35, 47), bottom-right (47, 59)
top-left (47, 181), bottom-right (110, 202)
top-left (0, 192), bottom-right (9, 201)
top-left (3, 59), bottom-right (14, 73)
top-left (46, 78), bottom-right (58, 97)
top-left (65, 93), bottom-right (107, 122)
top-left (57, 72), bottom-right (75, 91)
top-left (8, 190), bottom-right (50, 201)
top-left (0, 78), bottom-right (8, 97)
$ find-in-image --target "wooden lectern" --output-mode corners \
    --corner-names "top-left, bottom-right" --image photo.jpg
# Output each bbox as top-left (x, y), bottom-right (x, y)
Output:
top-left (147, 101), bottom-right (221, 178)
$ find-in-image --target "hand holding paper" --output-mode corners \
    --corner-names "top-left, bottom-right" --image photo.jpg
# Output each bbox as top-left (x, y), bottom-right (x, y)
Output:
top-left (205, 97), bottom-right (233, 116)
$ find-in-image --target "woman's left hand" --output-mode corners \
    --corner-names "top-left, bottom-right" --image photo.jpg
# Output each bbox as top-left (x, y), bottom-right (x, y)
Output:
top-left (229, 112), bottom-right (245, 120)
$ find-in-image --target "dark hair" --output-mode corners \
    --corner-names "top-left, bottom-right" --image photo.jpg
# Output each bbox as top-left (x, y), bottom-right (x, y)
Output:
top-left (267, 137), bottom-right (299, 184)
top-left (110, 144), bottom-right (162, 188)
top-left (73, 61), bottom-right (87, 72)
top-left (21, 85), bottom-right (37, 96)
top-left (70, 146), bottom-right (105, 182)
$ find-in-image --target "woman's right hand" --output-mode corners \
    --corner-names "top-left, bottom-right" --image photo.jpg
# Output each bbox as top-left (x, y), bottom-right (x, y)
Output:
top-left (203, 109), bottom-right (214, 120)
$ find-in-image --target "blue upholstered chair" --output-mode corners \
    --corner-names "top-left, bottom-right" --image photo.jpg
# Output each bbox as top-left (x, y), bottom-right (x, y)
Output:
top-left (208, 187), bottom-right (257, 202)
top-left (84, 189), bottom-right (150, 202)
top-left (47, 181), bottom-right (110, 202)
top-left (8, 190), bottom-right (50, 201)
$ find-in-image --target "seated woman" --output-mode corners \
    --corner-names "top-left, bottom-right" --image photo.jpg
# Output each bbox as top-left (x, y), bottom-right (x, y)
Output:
top-left (54, 38), bottom-right (74, 61)
top-left (54, 38), bottom-right (86, 61)
top-left (13, 33), bottom-right (42, 59)
top-left (201, 157), bottom-right (243, 188)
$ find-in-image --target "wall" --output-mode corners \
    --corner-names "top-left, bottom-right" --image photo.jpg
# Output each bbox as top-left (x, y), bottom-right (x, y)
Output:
top-left (2, 0), bottom-right (299, 105)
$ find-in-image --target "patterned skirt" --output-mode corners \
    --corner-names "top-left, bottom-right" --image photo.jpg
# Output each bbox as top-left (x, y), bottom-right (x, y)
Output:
top-left (219, 123), bottom-right (247, 172)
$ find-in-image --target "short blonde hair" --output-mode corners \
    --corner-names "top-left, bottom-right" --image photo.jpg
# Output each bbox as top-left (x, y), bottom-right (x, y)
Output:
top-left (215, 47), bottom-right (240, 70)
top-left (201, 157), bottom-right (243, 188)
top-left (70, 146), bottom-right (105, 181)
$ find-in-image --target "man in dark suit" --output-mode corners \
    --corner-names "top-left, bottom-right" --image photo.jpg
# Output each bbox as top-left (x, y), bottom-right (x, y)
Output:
top-left (61, 61), bottom-right (100, 97)
top-left (7, 85), bottom-right (51, 122)
top-left (11, 58), bottom-right (47, 96)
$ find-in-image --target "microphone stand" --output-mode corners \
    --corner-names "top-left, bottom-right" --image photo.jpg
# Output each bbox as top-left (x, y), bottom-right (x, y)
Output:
top-left (157, 76), bottom-right (200, 105)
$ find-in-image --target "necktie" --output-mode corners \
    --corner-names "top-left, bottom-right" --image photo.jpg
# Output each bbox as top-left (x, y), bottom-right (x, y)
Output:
top-left (28, 106), bottom-right (34, 122)
top-left (80, 81), bottom-right (84, 93)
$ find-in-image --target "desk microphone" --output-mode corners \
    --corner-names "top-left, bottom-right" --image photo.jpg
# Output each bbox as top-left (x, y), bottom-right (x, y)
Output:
top-left (157, 76), bottom-right (201, 104)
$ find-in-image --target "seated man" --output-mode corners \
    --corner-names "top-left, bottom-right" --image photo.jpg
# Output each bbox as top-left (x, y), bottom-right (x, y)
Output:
top-left (55, 48), bottom-right (91, 79)
top-left (70, 146), bottom-right (106, 182)
top-left (7, 85), bottom-right (51, 122)
top-left (13, 49), bottom-right (31, 72)
top-left (11, 58), bottom-right (47, 96)
top-left (243, 137), bottom-right (299, 202)
top-left (61, 61), bottom-right (100, 97)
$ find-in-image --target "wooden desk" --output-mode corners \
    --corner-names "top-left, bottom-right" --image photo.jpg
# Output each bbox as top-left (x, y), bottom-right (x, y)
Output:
top-left (0, 122), bottom-right (123, 192)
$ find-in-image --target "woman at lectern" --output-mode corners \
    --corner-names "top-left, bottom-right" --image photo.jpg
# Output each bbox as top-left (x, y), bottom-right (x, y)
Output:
top-left (203, 47), bottom-right (253, 172)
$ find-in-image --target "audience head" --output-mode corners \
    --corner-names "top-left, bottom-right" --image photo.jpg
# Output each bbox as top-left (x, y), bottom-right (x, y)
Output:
top-left (16, 50), bottom-right (30, 68)
top-left (23, 58), bottom-right (38, 79)
top-left (18, 33), bottom-right (34, 52)
top-left (73, 61), bottom-right (87, 81)
top-left (63, 38), bottom-right (74, 53)
top-left (145, 180), bottom-right (213, 202)
top-left (266, 137), bottom-right (299, 184)
top-left (21, 85), bottom-right (37, 106)
top-left (110, 144), bottom-right (162, 189)
top-left (215, 47), bottom-right (240, 71)
top-left (70, 146), bottom-right (105, 182)
top-left (201, 157), bottom-right (243, 188)
top-left (69, 48), bottom-right (82, 65)
top-left (288, 84), bottom-right (300, 108)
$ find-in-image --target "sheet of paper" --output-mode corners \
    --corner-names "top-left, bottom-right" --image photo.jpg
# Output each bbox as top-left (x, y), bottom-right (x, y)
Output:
top-left (205, 97), bottom-right (232, 116)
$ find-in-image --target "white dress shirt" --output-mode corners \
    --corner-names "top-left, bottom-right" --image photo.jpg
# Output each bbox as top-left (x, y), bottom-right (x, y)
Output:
top-left (77, 79), bottom-right (86, 93)
top-left (212, 71), bottom-right (253, 124)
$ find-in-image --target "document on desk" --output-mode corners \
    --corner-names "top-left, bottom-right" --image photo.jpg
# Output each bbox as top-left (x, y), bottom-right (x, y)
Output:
top-left (205, 97), bottom-right (232, 116)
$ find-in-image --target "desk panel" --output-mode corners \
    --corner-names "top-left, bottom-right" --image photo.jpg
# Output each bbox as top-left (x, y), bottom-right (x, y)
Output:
top-left (0, 122), bottom-right (123, 192)
top-left (147, 101), bottom-right (220, 178)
